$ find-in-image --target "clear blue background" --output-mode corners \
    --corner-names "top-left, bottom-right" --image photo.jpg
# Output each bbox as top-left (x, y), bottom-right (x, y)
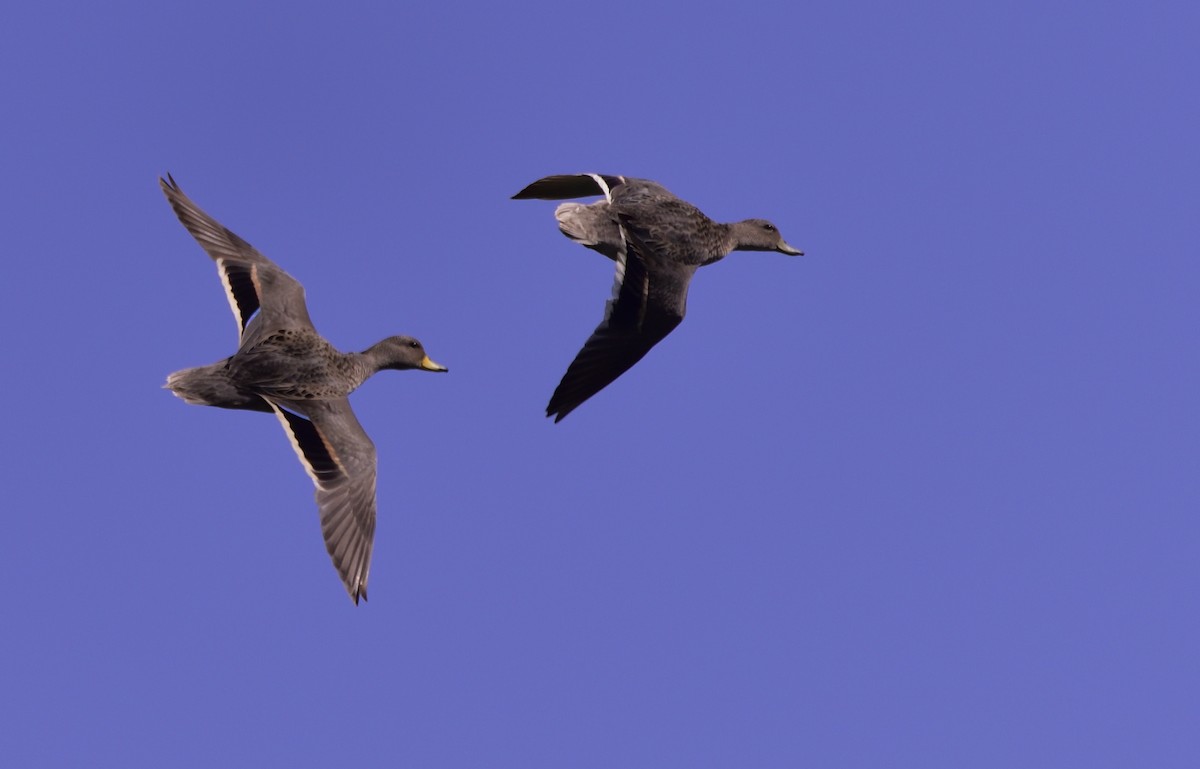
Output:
top-left (2, 2), bottom-right (1197, 767)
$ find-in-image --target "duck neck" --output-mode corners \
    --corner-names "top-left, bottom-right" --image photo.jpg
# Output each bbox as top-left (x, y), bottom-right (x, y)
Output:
top-left (342, 349), bottom-right (383, 391)
top-left (706, 222), bottom-right (740, 264)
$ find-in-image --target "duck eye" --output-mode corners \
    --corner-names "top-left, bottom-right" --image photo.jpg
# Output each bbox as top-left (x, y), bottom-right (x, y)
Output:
top-left (408, 340), bottom-right (420, 348)
top-left (763, 223), bottom-right (777, 232)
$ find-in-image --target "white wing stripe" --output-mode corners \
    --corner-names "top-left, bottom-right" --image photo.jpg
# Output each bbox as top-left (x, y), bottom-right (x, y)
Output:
top-left (588, 173), bottom-right (613, 203)
top-left (215, 258), bottom-right (244, 341)
top-left (267, 402), bottom-right (344, 489)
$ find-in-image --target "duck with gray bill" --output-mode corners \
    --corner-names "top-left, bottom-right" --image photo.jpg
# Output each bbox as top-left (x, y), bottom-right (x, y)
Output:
top-left (513, 173), bottom-right (804, 422)
top-left (161, 175), bottom-right (447, 604)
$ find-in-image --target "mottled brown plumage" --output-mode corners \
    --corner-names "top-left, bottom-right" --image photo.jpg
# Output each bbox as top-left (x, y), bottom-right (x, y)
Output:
top-left (514, 173), bottom-right (804, 421)
top-left (161, 175), bottom-right (447, 603)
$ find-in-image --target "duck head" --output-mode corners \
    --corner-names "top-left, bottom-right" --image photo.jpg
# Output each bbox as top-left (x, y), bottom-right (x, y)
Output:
top-left (368, 336), bottom-right (448, 372)
top-left (732, 219), bottom-right (804, 256)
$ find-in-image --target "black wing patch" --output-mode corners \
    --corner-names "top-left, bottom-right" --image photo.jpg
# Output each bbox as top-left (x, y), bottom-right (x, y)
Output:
top-left (273, 405), bottom-right (342, 486)
top-left (218, 259), bottom-right (262, 334)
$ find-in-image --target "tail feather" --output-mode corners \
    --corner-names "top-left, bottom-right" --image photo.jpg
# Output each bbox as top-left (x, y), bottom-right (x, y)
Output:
top-left (165, 362), bottom-right (272, 412)
top-left (554, 202), bottom-right (623, 260)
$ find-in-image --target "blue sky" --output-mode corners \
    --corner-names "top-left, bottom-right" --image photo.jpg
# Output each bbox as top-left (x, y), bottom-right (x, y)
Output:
top-left (2, 2), bottom-right (1197, 767)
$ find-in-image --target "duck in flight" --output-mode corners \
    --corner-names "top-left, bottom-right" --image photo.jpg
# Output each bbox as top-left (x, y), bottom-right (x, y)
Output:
top-left (161, 175), bottom-right (447, 603)
top-left (513, 173), bottom-right (804, 422)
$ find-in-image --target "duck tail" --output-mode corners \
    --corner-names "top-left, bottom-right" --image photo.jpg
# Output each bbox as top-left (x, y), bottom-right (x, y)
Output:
top-left (165, 362), bottom-right (272, 412)
top-left (553, 202), bottom-right (623, 260)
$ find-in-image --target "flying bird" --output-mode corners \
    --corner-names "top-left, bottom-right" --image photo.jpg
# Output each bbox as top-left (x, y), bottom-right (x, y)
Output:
top-left (513, 173), bottom-right (804, 422)
top-left (161, 175), bottom-right (447, 603)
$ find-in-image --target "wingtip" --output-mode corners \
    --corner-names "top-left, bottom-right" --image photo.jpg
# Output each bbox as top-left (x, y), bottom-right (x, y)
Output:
top-left (511, 181), bottom-right (547, 200)
top-left (546, 403), bottom-right (573, 423)
top-left (511, 178), bottom-right (542, 199)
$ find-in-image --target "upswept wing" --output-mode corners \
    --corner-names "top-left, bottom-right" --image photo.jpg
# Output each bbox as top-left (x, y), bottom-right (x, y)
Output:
top-left (512, 173), bottom-right (626, 200)
top-left (160, 175), bottom-right (313, 347)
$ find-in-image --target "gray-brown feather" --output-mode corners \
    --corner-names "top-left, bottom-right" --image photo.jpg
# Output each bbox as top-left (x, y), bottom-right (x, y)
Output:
top-left (161, 175), bottom-right (445, 603)
top-left (516, 172), bottom-right (803, 420)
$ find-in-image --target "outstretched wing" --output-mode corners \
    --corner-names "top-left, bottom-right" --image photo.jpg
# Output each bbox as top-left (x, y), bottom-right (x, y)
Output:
top-left (268, 397), bottom-right (378, 604)
top-left (160, 175), bottom-right (313, 346)
top-left (546, 221), bottom-right (694, 422)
